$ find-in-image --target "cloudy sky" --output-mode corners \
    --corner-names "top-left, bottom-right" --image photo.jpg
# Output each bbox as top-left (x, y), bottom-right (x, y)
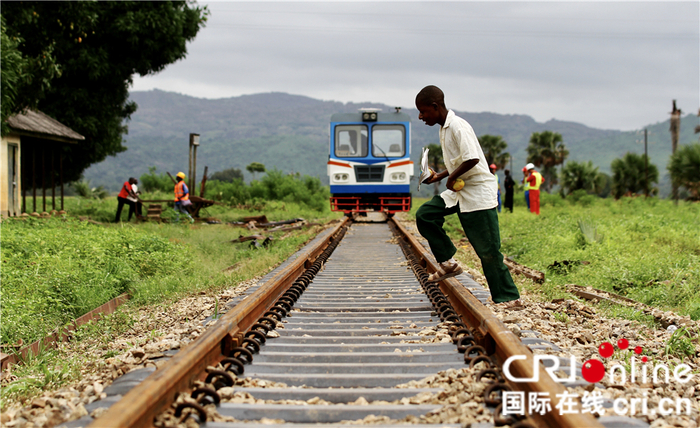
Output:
top-left (131, 1), bottom-right (699, 131)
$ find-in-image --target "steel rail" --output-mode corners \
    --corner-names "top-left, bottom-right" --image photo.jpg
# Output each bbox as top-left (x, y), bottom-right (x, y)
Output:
top-left (390, 218), bottom-right (604, 428)
top-left (89, 218), bottom-right (349, 428)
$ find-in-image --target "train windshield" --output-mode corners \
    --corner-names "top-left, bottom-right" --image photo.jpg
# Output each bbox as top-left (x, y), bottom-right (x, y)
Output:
top-left (372, 125), bottom-right (405, 158)
top-left (335, 125), bottom-right (368, 158)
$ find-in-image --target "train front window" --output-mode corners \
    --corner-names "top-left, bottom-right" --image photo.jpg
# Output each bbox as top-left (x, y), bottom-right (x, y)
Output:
top-left (335, 125), bottom-right (368, 158)
top-left (372, 125), bottom-right (405, 158)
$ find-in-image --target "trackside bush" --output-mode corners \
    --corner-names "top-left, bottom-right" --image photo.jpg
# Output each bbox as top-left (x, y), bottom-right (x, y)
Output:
top-left (206, 178), bottom-right (251, 206)
top-left (0, 217), bottom-right (191, 347)
top-left (250, 170), bottom-right (329, 211)
top-left (140, 167), bottom-right (173, 193)
top-left (206, 170), bottom-right (329, 211)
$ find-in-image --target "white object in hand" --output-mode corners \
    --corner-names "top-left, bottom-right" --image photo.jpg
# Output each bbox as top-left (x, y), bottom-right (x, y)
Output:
top-left (418, 147), bottom-right (433, 191)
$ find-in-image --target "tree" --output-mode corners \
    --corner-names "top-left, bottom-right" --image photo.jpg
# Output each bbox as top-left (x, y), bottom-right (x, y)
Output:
top-left (594, 172), bottom-right (612, 198)
top-left (210, 168), bottom-right (244, 183)
top-left (426, 143), bottom-right (444, 196)
top-left (1, 16), bottom-right (60, 135)
top-left (526, 131), bottom-right (569, 192)
top-left (478, 135), bottom-right (510, 170)
top-left (2, 2), bottom-right (208, 182)
top-left (611, 152), bottom-right (658, 199)
top-left (667, 143), bottom-right (700, 200)
top-left (246, 162), bottom-right (266, 180)
top-left (560, 161), bottom-right (599, 196)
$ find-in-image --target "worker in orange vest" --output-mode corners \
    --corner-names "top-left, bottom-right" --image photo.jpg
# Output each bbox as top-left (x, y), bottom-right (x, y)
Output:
top-left (173, 172), bottom-right (194, 223)
top-left (115, 177), bottom-right (139, 222)
top-left (525, 163), bottom-right (544, 215)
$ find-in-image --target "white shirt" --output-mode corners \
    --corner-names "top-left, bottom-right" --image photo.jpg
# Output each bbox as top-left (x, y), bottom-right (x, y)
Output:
top-left (127, 184), bottom-right (139, 202)
top-left (439, 110), bottom-right (498, 213)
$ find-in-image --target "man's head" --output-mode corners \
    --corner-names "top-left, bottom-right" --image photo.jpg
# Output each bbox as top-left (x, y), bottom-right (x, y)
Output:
top-left (415, 85), bottom-right (448, 127)
top-left (489, 163), bottom-right (497, 172)
top-left (176, 172), bottom-right (186, 182)
top-left (128, 177), bottom-right (137, 184)
top-left (525, 163), bottom-right (535, 172)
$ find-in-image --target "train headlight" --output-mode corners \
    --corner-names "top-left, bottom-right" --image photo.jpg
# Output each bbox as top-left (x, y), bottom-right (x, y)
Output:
top-left (390, 172), bottom-right (407, 182)
top-left (361, 111), bottom-right (378, 122)
top-left (334, 173), bottom-right (349, 182)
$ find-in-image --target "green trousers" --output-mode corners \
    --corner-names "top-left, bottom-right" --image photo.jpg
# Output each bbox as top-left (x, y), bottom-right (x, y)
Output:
top-left (416, 195), bottom-right (520, 303)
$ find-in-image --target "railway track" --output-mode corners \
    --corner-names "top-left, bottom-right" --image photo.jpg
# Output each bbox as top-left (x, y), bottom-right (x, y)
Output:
top-left (83, 216), bottom-right (629, 428)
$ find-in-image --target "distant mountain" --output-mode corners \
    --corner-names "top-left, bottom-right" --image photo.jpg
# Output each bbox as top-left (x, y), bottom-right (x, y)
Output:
top-left (84, 90), bottom-right (698, 197)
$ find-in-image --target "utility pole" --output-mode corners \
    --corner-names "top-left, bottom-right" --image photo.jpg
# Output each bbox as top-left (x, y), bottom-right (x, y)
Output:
top-left (670, 100), bottom-right (681, 204)
top-left (644, 128), bottom-right (649, 198)
top-left (189, 133), bottom-right (200, 193)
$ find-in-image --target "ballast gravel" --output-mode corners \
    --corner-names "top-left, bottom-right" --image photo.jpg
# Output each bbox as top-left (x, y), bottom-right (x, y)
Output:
top-left (2, 218), bottom-right (699, 428)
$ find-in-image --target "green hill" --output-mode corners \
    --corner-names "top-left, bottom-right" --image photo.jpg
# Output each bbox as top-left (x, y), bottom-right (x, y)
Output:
top-left (84, 90), bottom-right (698, 197)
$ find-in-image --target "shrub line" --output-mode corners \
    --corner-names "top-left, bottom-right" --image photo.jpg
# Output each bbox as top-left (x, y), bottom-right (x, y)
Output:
top-left (0, 293), bottom-right (130, 371)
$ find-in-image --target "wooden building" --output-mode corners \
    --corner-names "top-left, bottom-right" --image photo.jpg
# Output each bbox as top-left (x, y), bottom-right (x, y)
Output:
top-left (1, 109), bottom-right (84, 217)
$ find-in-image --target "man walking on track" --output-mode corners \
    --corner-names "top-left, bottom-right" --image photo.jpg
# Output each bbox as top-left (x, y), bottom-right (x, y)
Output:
top-left (525, 163), bottom-right (544, 215)
top-left (414, 85), bottom-right (522, 308)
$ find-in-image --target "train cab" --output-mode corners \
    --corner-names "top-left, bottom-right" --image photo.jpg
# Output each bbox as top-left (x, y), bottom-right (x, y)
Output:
top-left (328, 108), bottom-right (413, 215)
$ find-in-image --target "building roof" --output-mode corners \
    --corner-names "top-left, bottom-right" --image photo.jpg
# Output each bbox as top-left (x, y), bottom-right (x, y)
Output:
top-left (6, 109), bottom-right (84, 143)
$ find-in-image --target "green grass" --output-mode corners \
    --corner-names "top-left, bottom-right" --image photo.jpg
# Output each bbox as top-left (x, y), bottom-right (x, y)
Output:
top-left (1, 199), bottom-right (342, 348)
top-left (1, 198), bottom-right (341, 407)
top-left (409, 195), bottom-right (700, 320)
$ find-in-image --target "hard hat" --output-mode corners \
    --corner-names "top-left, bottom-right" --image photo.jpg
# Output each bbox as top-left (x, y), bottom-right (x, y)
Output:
top-left (522, 167), bottom-right (527, 172)
top-left (525, 163), bottom-right (535, 170)
top-left (489, 163), bottom-right (497, 170)
top-left (176, 172), bottom-right (186, 179)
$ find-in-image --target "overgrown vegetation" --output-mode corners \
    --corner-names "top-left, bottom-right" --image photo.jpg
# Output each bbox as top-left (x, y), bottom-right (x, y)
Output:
top-left (410, 195), bottom-right (700, 321)
top-left (1, 199), bottom-right (341, 405)
top-left (0, 217), bottom-right (190, 347)
top-left (139, 167), bottom-right (330, 212)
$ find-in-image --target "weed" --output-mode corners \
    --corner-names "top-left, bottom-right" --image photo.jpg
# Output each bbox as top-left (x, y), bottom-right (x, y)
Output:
top-left (0, 348), bottom-right (79, 404)
top-left (664, 327), bottom-right (697, 361)
top-left (576, 219), bottom-right (604, 247)
top-left (553, 311), bottom-right (570, 324)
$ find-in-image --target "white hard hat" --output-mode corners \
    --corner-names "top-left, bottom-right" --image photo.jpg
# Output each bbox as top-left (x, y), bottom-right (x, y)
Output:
top-left (525, 163), bottom-right (535, 170)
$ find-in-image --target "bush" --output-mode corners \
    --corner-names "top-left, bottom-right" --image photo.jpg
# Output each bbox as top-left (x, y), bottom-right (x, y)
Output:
top-left (568, 189), bottom-right (596, 206)
top-left (140, 167), bottom-right (173, 193)
top-left (250, 170), bottom-right (329, 212)
top-left (0, 217), bottom-right (190, 346)
top-left (209, 168), bottom-right (244, 183)
top-left (69, 180), bottom-right (109, 199)
top-left (206, 179), bottom-right (251, 206)
top-left (205, 170), bottom-right (329, 211)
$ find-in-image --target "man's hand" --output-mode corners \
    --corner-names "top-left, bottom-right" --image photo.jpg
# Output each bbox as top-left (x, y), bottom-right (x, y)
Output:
top-left (425, 169), bottom-right (448, 185)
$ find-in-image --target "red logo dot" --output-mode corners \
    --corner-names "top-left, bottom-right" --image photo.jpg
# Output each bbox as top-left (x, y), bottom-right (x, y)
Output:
top-left (641, 356), bottom-right (648, 363)
top-left (634, 346), bottom-right (643, 355)
top-left (599, 342), bottom-right (614, 358)
top-left (617, 338), bottom-right (629, 350)
top-left (582, 359), bottom-right (606, 383)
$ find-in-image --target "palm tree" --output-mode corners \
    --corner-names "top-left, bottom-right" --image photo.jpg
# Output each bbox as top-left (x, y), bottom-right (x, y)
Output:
top-left (426, 143), bottom-right (444, 196)
top-left (667, 143), bottom-right (700, 200)
top-left (526, 131), bottom-right (569, 192)
top-left (478, 135), bottom-right (510, 170)
top-left (611, 153), bottom-right (658, 198)
top-left (560, 161), bottom-right (599, 195)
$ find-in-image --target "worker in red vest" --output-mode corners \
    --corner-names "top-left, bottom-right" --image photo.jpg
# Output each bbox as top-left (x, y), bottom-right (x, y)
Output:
top-left (525, 163), bottom-right (544, 215)
top-left (173, 172), bottom-right (194, 223)
top-left (115, 177), bottom-right (139, 222)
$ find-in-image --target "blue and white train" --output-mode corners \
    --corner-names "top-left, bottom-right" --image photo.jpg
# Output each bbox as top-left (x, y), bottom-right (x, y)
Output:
top-left (328, 108), bottom-right (413, 215)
